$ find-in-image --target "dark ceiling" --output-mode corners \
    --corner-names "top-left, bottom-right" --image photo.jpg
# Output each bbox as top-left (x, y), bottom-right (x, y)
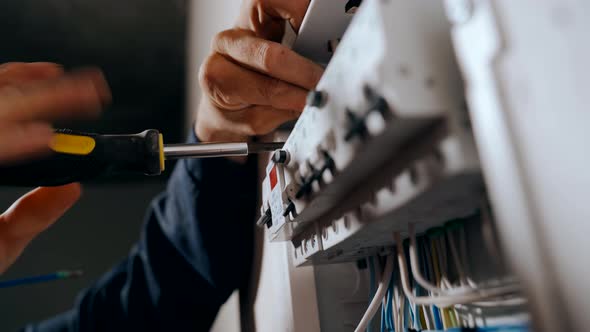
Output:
top-left (0, 0), bottom-right (187, 143)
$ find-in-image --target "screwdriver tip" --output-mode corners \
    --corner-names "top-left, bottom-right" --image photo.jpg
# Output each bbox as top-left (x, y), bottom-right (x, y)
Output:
top-left (248, 142), bottom-right (285, 153)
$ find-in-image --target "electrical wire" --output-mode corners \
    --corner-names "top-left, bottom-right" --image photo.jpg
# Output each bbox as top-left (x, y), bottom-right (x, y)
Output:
top-left (411, 285), bottom-right (421, 330)
top-left (468, 297), bottom-right (528, 307)
top-left (395, 232), bottom-right (520, 307)
top-left (0, 270), bottom-right (83, 289)
top-left (355, 255), bottom-right (395, 332)
top-left (421, 304), bottom-right (432, 330)
top-left (380, 302), bottom-right (387, 332)
top-left (408, 224), bottom-right (472, 295)
top-left (400, 294), bottom-right (407, 331)
top-left (393, 284), bottom-right (401, 332)
top-left (386, 272), bottom-right (395, 330)
top-left (409, 223), bottom-right (517, 312)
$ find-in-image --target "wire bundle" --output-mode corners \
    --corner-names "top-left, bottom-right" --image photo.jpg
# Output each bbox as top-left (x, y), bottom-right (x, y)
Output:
top-left (354, 215), bottom-right (527, 332)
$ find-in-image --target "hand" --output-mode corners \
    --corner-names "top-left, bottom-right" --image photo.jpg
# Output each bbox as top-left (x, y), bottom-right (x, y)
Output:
top-left (196, 0), bottom-right (323, 142)
top-left (0, 62), bottom-right (111, 273)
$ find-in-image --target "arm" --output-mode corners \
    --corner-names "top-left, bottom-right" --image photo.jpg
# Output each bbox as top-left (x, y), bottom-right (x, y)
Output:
top-left (25, 132), bottom-right (258, 332)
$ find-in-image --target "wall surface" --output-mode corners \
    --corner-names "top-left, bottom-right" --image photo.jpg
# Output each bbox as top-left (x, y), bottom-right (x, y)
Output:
top-left (0, 0), bottom-right (187, 143)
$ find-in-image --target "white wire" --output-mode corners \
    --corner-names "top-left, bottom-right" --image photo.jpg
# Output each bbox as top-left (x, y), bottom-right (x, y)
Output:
top-left (408, 224), bottom-right (472, 295)
top-left (395, 232), bottom-right (520, 307)
top-left (393, 284), bottom-right (401, 332)
top-left (354, 255), bottom-right (394, 332)
top-left (421, 304), bottom-right (432, 330)
top-left (468, 296), bottom-right (528, 307)
top-left (408, 224), bottom-right (505, 298)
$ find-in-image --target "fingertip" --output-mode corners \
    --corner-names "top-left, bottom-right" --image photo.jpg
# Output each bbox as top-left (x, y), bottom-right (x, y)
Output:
top-left (49, 182), bottom-right (83, 203)
top-left (89, 70), bottom-right (112, 105)
top-left (68, 182), bottom-right (83, 200)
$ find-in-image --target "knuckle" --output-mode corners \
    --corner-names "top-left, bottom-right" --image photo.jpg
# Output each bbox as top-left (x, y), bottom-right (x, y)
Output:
top-left (258, 42), bottom-right (285, 73)
top-left (199, 54), bottom-right (243, 110)
top-left (211, 29), bottom-right (233, 51)
top-left (256, 41), bottom-right (273, 71)
top-left (198, 54), bottom-right (222, 95)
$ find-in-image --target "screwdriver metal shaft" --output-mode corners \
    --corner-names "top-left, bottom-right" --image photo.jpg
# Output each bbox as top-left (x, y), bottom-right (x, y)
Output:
top-left (163, 142), bottom-right (284, 160)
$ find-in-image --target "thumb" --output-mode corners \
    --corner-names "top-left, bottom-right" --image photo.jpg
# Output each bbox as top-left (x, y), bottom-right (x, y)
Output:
top-left (0, 183), bottom-right (81, 273)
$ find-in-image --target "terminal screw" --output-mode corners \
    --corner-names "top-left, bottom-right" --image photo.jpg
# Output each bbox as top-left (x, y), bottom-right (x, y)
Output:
top-left (272, 150), bottom-right (290, 164)
top-left (306, 90), bottom-right (329, 108)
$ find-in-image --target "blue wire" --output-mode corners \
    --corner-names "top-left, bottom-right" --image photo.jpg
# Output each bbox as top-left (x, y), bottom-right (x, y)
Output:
top-left (387, 263), bottom-right (395, 331)
top-left (386, 285), bottom-right (393, 331)
top-left (0, 270), bottom-right (82, 289)
top-left (381, 304), bottom-right (385, 332)
top-left (385, 281), bottom-right (393, 331)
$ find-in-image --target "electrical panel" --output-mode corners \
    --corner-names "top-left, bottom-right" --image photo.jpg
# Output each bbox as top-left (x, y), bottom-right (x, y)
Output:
top-left (260, 0), bottom-right (478, 265)
top-left (256, 0), bottom-right (590, 331)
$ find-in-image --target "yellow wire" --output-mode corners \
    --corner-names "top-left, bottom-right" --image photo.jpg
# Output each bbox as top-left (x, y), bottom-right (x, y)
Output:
top-left (449, 308), bottom-right (459, 327)
top-left (419, 307), bottom-right (427, 329)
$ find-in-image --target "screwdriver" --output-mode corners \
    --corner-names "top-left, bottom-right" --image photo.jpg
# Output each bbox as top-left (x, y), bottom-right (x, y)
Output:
top-left (0, 129), bottom-right (283, 187)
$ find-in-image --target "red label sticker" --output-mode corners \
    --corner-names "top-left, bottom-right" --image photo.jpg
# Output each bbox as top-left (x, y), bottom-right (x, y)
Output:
top-left (269, 165), bottom-right (278, 190)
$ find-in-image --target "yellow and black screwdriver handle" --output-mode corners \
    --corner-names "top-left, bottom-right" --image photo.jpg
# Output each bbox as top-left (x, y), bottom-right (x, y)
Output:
top-left (0, 129), bottom-right (165, 187)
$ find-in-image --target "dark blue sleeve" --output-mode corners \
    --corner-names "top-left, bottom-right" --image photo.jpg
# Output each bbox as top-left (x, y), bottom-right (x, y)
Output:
top-left (24, 133), bottom-right (259, 332)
